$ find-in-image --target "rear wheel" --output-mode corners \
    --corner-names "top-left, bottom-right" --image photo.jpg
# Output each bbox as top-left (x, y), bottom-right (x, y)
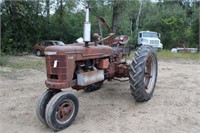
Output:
top-left (36, 50), bottom-right (41, 56)
top-left (36, 89), bottom-right (61, 125)
top-left (129, 45), bottom-right (158, 102)
top-left (45, 92), bottom-right (79, 131)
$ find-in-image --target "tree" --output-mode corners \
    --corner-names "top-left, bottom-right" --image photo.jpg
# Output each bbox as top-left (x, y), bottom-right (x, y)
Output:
top-left (46, 0), bottom-right (50, 23)
top-left (135, 0), bottom-right (142, 31)
top-left (1, 0), bottom-right (42, 54)
top-left (111, 0), bottom-right (125, 33)
top-left (191, 5), bottom-right (200, 51)
top-left (1, 0), bottom-right (199, 55)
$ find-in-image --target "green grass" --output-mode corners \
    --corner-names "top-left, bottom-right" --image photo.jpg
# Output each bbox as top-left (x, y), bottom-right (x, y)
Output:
top-left (0, 55), bottom-right (45, 70)
top-left (8, 59), bottom-right (45, 69)
top-left (0, 55), bottom-right (9, 66)
top-left (1, 50), bottom-right (199, 70)
top-left (128, 50), bottom-right (200, 60)
top-left (157, 50), bottom-right (200, 60)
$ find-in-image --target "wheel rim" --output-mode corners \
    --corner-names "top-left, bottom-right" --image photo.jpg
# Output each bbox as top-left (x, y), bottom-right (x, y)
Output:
top-left (144, 54), bottom-right (157, 93)
top-left (36, 50), bottom-right (40, 56)
top-left (55, 99), bottom-right (75, 124)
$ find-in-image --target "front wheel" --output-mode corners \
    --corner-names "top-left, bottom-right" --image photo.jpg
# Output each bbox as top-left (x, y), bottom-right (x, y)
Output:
top-left (36, 89), bottom-right (61, 125)
top-left (45, 92), bottom-right (79, 131)
top-left (129, 45), bottom-right (158, 102)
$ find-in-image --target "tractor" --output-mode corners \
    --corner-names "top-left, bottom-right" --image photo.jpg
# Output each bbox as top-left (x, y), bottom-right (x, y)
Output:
top-left (36, 6), bottom-right (158, 131)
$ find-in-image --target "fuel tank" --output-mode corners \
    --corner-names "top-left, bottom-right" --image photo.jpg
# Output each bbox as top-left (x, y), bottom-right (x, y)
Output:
top-left (45, 42), bottom-right (114, 60)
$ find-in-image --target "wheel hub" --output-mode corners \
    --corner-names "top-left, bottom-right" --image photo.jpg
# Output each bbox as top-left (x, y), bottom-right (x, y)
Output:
top-left (56, 100), bottom-right (75, 124)
top-left (144, 54), bottom-right (156, 93)
top-left (37, 51), bottom-right (40, 55)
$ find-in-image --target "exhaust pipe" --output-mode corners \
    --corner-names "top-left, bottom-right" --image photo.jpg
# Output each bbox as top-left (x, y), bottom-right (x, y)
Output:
top-left (83, 5), bottom-right (91, 47)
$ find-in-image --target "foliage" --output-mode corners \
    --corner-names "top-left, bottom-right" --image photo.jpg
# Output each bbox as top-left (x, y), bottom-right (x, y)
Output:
top-left (129, 50), bottom-right (200, 60)
top-left (0, 54), bottom-right (9, 66)
top-left (157, 50), bottom-right (200, 60)
top-left (7, 58), bottom-right (45, 69)
top-left (0, 55), bottom-right (45, 69)
top-left (1, 0), bottom-right (199, 55)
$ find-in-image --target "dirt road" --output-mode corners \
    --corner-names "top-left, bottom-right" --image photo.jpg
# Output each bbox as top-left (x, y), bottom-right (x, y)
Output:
top-left (0, 56), bottom-right (200, 133)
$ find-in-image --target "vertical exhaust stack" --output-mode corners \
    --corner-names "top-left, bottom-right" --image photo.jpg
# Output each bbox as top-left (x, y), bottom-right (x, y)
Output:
top-left (83, 6), bottom-right (91, 47)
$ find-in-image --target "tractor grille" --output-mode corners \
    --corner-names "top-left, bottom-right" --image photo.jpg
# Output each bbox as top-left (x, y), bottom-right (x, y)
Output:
top-left (150, 40), bottom-right (159, 44)
top-left (45, 55), bottom-right (67, 80)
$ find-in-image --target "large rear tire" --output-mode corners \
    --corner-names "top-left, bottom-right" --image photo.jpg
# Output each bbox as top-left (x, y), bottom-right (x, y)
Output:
top-left (45, 92), bottom-right (79, 131)
top-left (129, 45), bottom-right (158, 102)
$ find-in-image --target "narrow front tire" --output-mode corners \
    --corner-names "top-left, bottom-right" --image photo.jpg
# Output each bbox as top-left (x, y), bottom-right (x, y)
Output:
top-left (36, 89), bottom-right (60, 125)
top-left (45, 92), bottom-right (79, 131)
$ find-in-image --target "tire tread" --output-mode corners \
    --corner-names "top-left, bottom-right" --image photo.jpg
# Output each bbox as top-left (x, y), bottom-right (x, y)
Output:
top-left (129, 45), bottom-right (157, 102)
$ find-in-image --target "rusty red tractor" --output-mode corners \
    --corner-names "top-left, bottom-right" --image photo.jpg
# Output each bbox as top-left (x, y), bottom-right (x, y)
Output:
top-left (36, 6), bottom-right (158, 131)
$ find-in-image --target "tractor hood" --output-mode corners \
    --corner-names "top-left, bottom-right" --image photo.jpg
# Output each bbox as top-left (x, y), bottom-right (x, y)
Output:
top-left (45, 42), bottom-right (114, 60)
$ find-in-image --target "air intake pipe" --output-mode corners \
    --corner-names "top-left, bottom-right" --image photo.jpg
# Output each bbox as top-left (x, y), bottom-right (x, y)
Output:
top-left (83, 6), bottom-right (91, 47)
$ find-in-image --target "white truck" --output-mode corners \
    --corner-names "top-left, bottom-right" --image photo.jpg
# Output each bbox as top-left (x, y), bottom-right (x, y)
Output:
top-left (137, 31), bottom-right (163, 50)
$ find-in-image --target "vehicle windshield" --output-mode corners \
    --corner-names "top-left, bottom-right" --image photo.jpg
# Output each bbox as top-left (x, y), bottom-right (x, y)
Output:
top-left (142, 32), bottom-right (158, 38)
top-left (55, 41), bottom-right (65, 46)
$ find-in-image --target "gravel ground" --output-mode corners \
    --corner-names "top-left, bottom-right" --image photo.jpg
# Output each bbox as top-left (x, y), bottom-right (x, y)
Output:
top-left (0, 56), bottom-right (200, 133)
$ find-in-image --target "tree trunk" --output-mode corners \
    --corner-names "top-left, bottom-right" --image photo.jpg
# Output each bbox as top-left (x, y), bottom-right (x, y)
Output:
top-left (60, 0), bottom-right (63, 25)
top-left (46, 0), bottom-right (50, 23)
top-left (130, 15), bottom-right (133, 37)
top-left (36, 0), bottom-right (39, 16)
top-left (198, 35), bottom-right (200, 52)
top-left (36, 0), bottom-right (40, 42)
top-left (111, 0), bottom-right (124, 33)
top-left (136, 0), bottom-right (142, 31)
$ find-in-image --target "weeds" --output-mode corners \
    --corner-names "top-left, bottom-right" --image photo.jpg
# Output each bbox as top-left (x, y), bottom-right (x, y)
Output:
top-left (1, 50), bottom-right (199, 71)
top-left (0, 55), bottom-right (45, 70)
top-left (8, 59), bottom-right (45, 70)
top-left (0, 55), bottom-right (9, 66)
top-left (157, 50), bottom-right (200, 60)
top-left (128, 50), bottom-right (200, 60)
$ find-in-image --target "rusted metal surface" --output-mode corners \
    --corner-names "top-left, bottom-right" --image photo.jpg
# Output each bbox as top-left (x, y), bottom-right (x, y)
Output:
top-left (77, 70), bottom-right (104, 86)
top-left (46, 55), bottom-right (67, 79)
top-left (45, 80), bottom-right (67, 89)
top-left (97, 58), bottom-right (109, 69)
top-left (45, 54), bottom-right (75, 89)
top-left (71, 85), bottom-right (85, 91)
top-left (45, 43), bottom-right (114, 61)
top-left (104, 62), bottom-right (116, 80)
top-left (56, 99), bottom-right (75, 124)
top-left (117, 64), bottom-right (129, 77)
top-left (144, 54), bottom-right (157, 94)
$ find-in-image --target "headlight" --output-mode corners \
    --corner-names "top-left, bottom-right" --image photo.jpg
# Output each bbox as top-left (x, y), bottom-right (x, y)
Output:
top-left (44, 51), bottom-right (57, 55)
